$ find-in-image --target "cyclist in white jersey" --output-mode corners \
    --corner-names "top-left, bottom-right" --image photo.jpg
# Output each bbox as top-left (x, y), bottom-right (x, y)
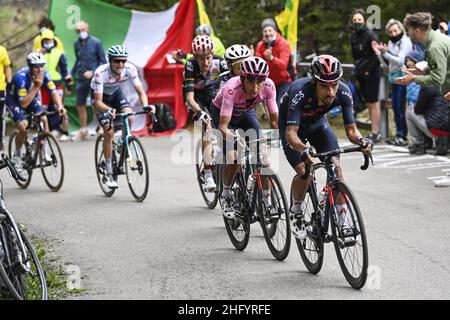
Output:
top-left (91, 45), bottom-right (154, 188)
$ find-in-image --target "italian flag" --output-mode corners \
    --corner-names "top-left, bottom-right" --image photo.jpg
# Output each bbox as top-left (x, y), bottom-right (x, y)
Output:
top-left (49, 0), bottom-right (195, 135)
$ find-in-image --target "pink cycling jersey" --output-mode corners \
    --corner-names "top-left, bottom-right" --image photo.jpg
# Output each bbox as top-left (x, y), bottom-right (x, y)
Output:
top-left (212, 76), bottom-right (278, 118)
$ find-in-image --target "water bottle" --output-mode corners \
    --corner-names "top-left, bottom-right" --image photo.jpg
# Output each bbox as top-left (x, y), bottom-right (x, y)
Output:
top-left (318, 187), bottom-right (327, 210)
top-left (246, 174), bottom-right (255, 193)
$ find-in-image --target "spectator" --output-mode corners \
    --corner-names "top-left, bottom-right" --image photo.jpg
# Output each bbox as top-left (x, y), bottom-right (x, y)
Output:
top-left (397, 12), bottom-right (450, 130)
top-left (0, 45), bottom-right (12, 151)
top-left (372, 19), bottom-right (413, 146)
top-left (71, 21), bottom-right (106, 140)
top-left (33, 17), bottom-right (65, 52)
top-left (255, 18), bottom-right (292, 106)
top-left (39, 29), bottom-right (72, 142)
top-left (403, 50), bottom-right (428, 154)
top-left (438, 21), bottom-right (449, 36)
top-left (413, 83), bottom-right (449, 155)
top-left (350, 9), bottom-right (382, 143)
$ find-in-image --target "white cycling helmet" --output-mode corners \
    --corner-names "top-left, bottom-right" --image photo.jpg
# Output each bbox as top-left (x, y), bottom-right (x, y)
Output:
top-left (26, 52), bottom-right (46, 67)
top-left (107, 45), bottom-right (128, 60)
top-left (224, 44), bottom-right (251, 64)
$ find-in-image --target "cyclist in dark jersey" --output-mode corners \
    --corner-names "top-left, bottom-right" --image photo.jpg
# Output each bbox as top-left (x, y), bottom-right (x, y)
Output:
top-left (279, 55), bottom-right (372, 240)
top-left (183, 35), bottom-right (229, 191)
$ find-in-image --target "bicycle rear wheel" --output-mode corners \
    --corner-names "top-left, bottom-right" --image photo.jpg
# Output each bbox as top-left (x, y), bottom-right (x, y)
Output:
top-left (330, 181), bottom-right (368, 289)
top-left (223, 174), bottom-right (250, 251)
top-left (292, 177), bottom-right (324, 274)
top-left (39, 133), bottom-right (64, 192)
top-left (195, 140), bottom-right (219, 209)
top-left (0, 219), bottom-right (47, 300)
top-left (124, 136), bottom-right (149, 202)
top-left (8, 132), bottom-right (33, 189)
top-left (94, 134), bottom-right (115, 197)
top-left (257, 173), bottom-right (290, 261)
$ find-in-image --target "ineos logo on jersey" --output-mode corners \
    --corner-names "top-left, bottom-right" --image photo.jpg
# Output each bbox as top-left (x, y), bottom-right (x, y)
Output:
top-left (292, 91), bottom-right (304, 105)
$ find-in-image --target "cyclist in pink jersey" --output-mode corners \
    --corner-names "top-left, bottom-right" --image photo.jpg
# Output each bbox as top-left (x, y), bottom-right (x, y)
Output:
top-left (211, 56), bottom-right (278, 218)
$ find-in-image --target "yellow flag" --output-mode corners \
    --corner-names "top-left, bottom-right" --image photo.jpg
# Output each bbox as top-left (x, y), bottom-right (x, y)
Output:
top-left (196, 0), bottom-right (215, 36)
top-left (275, 0), bottom-right (300, 52)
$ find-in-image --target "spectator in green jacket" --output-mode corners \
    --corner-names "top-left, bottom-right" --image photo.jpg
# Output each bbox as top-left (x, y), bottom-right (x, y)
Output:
top-left (396, 12), bottom-right (450, 102)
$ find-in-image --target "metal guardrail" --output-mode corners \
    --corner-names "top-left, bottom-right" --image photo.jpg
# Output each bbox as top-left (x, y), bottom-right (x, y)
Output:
top-left (296, 62), bottom-right (390, 139)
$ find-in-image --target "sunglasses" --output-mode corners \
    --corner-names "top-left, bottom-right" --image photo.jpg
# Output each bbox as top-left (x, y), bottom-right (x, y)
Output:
top-left (112, 59), bottom-right (127, 64)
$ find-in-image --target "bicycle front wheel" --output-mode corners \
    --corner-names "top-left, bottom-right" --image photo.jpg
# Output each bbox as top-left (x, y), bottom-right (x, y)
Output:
top-left (330, 181), bottom-right (369, 289)
top-left (0, 220), bottom-right (47, 300)
top-left (94, 134), bottom-right (115, 197)
top-left (39, 133), bottom-right (64, 192)
top-left (195, 140), bottom-right (219, 209)
top-left (8, 131), bottom-right (33, 189)
top-left (125, 136), bottom-right (149, 202)
top-left (223, 174), bottom-right (250, 251)
top-left (257, 173), bottom-right (290, 261)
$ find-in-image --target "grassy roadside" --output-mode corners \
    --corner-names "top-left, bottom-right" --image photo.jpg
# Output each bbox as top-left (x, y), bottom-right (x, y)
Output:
top-left (0, 232), bottom-right (85, 300)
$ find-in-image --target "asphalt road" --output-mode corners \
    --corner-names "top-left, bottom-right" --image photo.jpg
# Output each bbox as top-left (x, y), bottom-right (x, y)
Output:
top-left (1, 133), bottom-right (450, 300)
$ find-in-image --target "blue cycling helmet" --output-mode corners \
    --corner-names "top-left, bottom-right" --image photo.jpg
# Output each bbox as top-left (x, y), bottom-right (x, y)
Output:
top-left (107, 45), bottom-right (128, 60)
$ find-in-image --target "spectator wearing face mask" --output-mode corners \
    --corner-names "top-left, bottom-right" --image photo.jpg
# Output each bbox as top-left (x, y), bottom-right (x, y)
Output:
top-left (39, 29), bottom-right (71, 142)
top-left (70, 20), bottom-right (106, 140)
top-left (255, 18), bottom-right (292, 106)
top-left (33, 17), bottom-right (65, 52)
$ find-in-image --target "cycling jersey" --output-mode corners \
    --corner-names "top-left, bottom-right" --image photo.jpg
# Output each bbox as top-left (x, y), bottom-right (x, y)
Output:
top-left (6, 67), bottom-right (56, 105)
top-left (183, 55), bottom-right (228, 110)
top-left (5, 67), bottom-right (55, 122)
top-left (280, 77), bottom-right (355, 128)
top-left (91, 62), bottom-right (142, 96)
top-left (279, 77), bottom-right (356, 169)
top-left (212, 76), bottom-right (278, 118)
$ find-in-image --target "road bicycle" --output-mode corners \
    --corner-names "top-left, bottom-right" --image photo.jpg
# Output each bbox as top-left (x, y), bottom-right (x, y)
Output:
top-left (293, 145), bottom-right (373, 289)
top-left (220, 132), bottom-right (291, 261)
top-left (0, 154), bottom-right (47, 300)
top-left (95, 106), bottom-right (153, 202)
top-left (8, 111), bottom-right (64, 192)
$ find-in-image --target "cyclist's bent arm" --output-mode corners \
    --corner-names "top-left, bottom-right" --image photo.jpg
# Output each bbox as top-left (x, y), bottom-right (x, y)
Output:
top-left (218, 115), bottom-right (235, 143)
top-left (269, 112), bottom-right (279, 129)
top-left (286, 125), bottom-right (307, 153)
top-left (185, 91), bottom-right (202, 114)
top-left (19, 86), bottom-right (41, 109)
top-left (134, 83), bottom-right (148, 106)
top-left (94, 92), bottom-right (111, 113)
top-left (51, 90), bottom-right (65, 112)
top-left (344, 123), bottom-right (364, 145)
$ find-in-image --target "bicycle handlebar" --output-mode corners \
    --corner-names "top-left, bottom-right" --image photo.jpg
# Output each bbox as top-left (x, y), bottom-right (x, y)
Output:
top-left (104, 105), bottom-right (156, 131)
top-left (0, 153), bottom-right (27, 182)
top-left (300, 146), bottom-right (374, 180)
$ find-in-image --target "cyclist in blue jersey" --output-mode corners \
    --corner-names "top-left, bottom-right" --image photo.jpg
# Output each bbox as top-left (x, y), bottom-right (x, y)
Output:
top-left (6, 52), bottom-right (66, 170)
top-left (278, 55), bottom-right (372, 240)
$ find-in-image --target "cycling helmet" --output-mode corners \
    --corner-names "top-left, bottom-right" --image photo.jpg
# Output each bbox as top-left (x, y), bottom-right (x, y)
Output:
top-left (311, 55), bottom-right (343, 83)
top-left (224, 44), bottom-right (251, 64)
top-left (107, 45), bottom-right (128, 60)
top-left (192, 35), bottom-right (214, 55)
top-left (240, 56), bottom-right (269, 80)
top-left (196, 24), bottom-right (212, 36)
top-left (26, 52), bottom-right (46, 68)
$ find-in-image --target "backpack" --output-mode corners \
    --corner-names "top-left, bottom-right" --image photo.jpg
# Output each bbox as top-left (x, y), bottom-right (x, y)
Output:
top-left (150, 104), bottom-right (177, 133)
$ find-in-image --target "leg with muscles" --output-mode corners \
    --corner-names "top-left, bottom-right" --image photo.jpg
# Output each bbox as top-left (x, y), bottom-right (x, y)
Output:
top-left (14, 119), bottom-right (28, 170)
top-left (202, 124), bottom-right (216, 191)
top-left (221, 148), bottom-right (239, 219)
top-left (101, 119), bottom-right (118, 189)
top-left (290, 163), bottom-right (312, 240)
top-left (331, 157), bottom-right (353, 236)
